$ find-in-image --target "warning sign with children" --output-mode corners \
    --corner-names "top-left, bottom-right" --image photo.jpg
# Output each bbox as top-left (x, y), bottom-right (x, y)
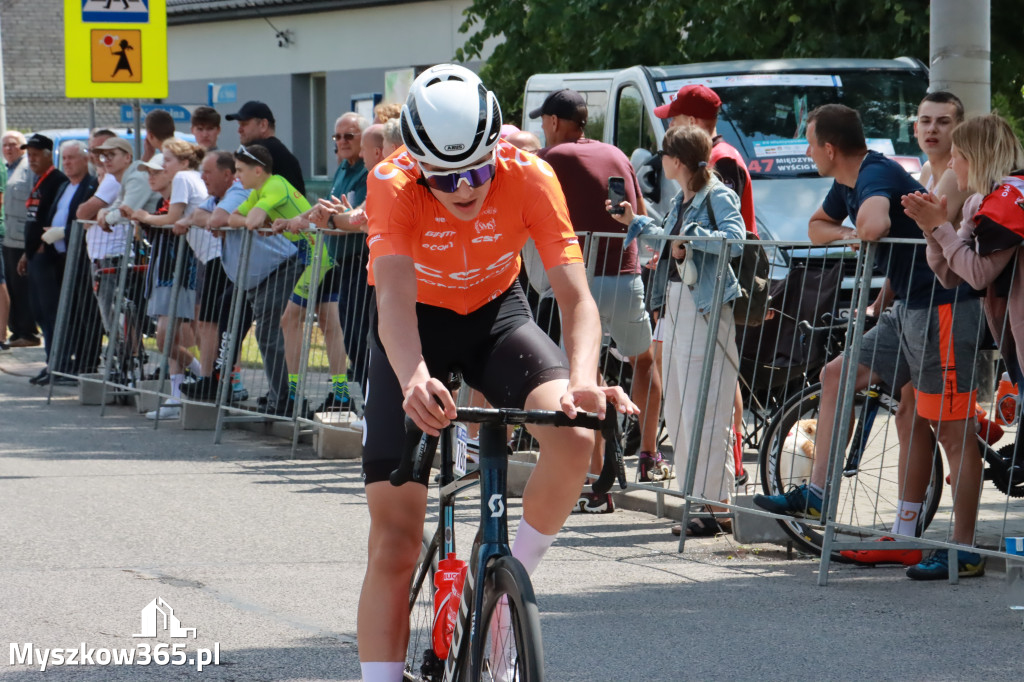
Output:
top-left (65, 0), bottom-right (166, 97)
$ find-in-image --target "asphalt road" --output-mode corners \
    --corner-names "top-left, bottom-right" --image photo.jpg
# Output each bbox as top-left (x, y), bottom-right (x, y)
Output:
top-left (1, 351), bottom-right (1021, 681)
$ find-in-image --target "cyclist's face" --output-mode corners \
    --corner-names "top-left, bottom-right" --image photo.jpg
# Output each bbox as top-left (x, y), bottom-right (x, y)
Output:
top-left (235, 160), bottom-right (264, 190)
top-left (422, 160), bottom-right (493, 221)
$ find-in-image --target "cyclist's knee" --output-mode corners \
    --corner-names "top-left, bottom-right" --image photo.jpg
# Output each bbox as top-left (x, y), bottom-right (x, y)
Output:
top-left (367, 525), bottom-right (423, 576)
top-left (819, 357), bottom-right (843, 387)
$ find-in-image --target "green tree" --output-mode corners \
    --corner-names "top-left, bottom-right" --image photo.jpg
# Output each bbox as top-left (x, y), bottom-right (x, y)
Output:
top-left (456, 0), bottom-right (1022, 131)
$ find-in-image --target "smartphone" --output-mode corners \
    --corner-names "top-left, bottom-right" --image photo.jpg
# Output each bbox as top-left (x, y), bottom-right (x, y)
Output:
top-left (607, 176), bottom-right (626, 215)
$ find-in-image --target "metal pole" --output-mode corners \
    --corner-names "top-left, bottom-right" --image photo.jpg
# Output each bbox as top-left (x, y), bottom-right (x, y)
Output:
top-left (46, 220), bottom-right (84, 405)
top-left (153, 232), bottom-right (188, 428)
top-left (677, 237), bottom-right (731, 554)
top-left (132, 100), bottom-right (143, 160)
top-left (99, 224), bottom-right (138, 416)
top-left (816, 242), bottom-right (877, 586)
top-left (930, 0), bottom-right (991, 116)
top-left (214, 229), bottom-right (254, 444)
top-left (291, 230), bottom-right (323, 454)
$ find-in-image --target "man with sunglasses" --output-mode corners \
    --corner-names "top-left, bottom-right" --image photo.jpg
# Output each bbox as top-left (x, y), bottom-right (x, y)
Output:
top-left (356, 64), bottom-right (638, 681)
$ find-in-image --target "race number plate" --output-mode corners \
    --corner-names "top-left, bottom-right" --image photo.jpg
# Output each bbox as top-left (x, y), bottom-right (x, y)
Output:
top-left (453, 423), bottom-right (469, 476)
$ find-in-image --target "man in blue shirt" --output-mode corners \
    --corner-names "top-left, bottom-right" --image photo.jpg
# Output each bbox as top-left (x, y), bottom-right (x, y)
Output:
top-left (754, 104), bottom-right (986, 580)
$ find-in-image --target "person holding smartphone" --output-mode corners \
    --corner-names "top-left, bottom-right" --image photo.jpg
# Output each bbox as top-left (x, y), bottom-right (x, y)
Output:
top-left (610, 124), bottom-right (746, 536)
top-left (531, 89), bottom-right (666, 502)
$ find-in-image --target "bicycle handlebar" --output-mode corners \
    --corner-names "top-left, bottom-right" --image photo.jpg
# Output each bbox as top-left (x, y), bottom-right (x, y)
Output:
top-left (389, 406), bottom-right (626, 493)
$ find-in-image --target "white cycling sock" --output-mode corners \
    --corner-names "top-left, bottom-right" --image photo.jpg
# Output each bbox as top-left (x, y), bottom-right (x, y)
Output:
top-left (511, 519), bottom-right (556, 576)
top-left (359, 661), bottom-right (404, 682)
top-left (170, 373), bottom-right (184, 400)
top-left (188, 357), bottom-right (202, 376)
top-left (891, 500), bottom-right (922, 536)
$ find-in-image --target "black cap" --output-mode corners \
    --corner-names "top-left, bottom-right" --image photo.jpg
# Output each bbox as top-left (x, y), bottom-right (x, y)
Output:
top-left (21, 133), bottom-right (54, 152)
top-left (528, 89), bottom-right (587, 127)
top-left (225, 101), bottom-right (276, 124)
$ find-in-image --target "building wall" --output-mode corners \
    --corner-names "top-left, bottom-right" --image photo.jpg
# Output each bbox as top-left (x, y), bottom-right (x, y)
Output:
top-left (1, 0), bottom-right (123, 132)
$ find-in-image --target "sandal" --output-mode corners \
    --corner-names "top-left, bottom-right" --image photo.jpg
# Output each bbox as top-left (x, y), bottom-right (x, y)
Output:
top-left (670, 516), bottom-right (733, 537)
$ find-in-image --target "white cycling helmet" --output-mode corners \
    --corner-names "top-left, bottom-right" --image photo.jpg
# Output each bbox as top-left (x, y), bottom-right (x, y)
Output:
top-left (401, 64), bottom-right (503, 169)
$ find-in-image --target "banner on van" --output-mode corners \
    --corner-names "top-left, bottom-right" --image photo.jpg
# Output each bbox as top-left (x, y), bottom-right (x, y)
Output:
top-left (658, 74), bottom-right (842, 94)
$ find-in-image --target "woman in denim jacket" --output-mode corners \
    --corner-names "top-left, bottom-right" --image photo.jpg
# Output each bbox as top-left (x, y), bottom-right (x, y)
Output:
top-left (611, 125), bottom-right (745, 534)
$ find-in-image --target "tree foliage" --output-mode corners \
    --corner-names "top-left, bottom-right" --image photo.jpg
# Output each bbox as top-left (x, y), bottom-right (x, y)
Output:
top-left (455, 0), bottom-right (1022, 131)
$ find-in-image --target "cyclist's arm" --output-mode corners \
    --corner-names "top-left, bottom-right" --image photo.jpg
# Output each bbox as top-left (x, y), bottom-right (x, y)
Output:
top-left (547, 261), bottom-right (606, 417)
top-left (372, 253), bottom-right (456, 434)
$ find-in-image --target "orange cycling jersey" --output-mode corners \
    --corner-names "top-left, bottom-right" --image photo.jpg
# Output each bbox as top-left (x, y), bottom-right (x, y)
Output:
top-left (365, 140), bottom-right (583, 314)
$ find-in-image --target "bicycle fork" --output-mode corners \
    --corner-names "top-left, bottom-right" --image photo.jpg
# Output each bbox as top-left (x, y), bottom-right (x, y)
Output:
top-left (843, 389), bottom-right (881, 476)
top-left (444, 422), bottom-right (512, 680)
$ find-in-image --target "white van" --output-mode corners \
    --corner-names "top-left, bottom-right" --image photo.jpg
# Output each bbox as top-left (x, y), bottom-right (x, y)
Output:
top-left (523, 58), bottom-right (929, 253)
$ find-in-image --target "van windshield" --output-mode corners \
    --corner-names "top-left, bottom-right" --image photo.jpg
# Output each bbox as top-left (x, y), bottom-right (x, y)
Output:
top-left (656, 71), bottom-right (928, 178)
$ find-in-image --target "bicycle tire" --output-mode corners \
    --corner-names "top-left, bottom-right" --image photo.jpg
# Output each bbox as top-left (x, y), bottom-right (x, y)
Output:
top-left (758, 383), bottom-right (943, 559)
top-left (404, 531), bottom-right (442, 682)
top-left (464, 555), bottom-right (543, 682)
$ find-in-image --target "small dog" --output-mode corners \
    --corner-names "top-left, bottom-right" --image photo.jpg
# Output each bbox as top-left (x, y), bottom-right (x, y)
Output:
top-left (779, 419), bottom-right (816, 483)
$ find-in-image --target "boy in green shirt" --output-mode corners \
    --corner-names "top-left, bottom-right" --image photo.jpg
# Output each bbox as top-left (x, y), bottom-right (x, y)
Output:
top-left (230, 144), bottom-right (351, 414)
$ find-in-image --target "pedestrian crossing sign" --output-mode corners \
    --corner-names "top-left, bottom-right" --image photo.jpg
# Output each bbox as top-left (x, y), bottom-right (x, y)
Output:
top-left (90, 30), bottom-right (142, 83)
top-left (65, 0), bottom-right (166, 98)
top-left (81, 0), bottom-right (150, 24)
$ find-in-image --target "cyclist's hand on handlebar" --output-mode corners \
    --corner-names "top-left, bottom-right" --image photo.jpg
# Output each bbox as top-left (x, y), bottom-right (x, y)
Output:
top-left (402, 377), bottom-right (457, 436)
top-left (560, 384), bottom-right (639, 420)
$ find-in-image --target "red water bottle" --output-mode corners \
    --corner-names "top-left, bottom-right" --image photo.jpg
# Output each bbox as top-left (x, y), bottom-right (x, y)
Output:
top-left (432, 553), bottom-right (468, 658)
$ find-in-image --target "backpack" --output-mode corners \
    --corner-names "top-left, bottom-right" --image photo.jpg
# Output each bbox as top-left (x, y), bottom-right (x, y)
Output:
top-left (706, 198), bottom-right (772, 327)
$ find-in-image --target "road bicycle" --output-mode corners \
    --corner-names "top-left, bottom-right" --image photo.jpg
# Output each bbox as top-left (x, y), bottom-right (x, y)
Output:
top-left (393, 403), bottom-right (624, 681)
top-left (759, 318), bottom-right (1024, 560)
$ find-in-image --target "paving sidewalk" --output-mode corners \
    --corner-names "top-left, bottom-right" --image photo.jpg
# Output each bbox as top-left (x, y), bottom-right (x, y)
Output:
top-left (1, 346), bottom-right (1022, 681)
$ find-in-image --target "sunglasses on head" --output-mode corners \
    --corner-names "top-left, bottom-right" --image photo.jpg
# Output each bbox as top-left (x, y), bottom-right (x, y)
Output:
top-left (420, 156), bottom-right (497, 193)
top-left (332, 132), bottom-right (357, 141)
top-left (236, 145), bottom-right (267, 167)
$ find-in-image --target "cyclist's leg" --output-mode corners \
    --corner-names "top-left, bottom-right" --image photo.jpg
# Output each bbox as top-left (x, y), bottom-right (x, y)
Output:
top-left (358, 342), bottom-right (431, 666)
top-left (314, 267), bottom-right (348, 377)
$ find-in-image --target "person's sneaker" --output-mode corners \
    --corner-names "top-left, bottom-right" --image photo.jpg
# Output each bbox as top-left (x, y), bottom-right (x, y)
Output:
top-left (316, 392), bottom-right (352, 413)
top-left (752, 484), bottom-right (822, 519)
top-left (8, 336), bottom-right (41, 348)
top-left (232, 386), bottom-right (249, 402)
top-left (839, 536), bottom-right (923, 565)
top-left (906, 549), bottom-right (985, 580)
top-left (146, 404), bottom-right (181, 420)
top-left (0, 339), bottom-right (9, 351)
top-left (51, 375), bottom-right (79, 387)
top-left (574, 492), bottom-right (614, 514)
top-left (181, 375), bottom-right (220, 401)
top-left (637, 451), bottom-right (673, 482)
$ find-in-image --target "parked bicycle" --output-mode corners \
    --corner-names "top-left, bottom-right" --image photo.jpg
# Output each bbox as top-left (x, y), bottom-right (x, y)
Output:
top-left (394, 403), bottom-right (624, 681)
top-left (758, 316), bottom-right (1024, 559)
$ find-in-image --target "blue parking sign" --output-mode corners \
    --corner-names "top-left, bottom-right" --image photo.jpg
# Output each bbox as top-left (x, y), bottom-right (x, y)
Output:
top-left (82, 0), bottom-right (150, 24)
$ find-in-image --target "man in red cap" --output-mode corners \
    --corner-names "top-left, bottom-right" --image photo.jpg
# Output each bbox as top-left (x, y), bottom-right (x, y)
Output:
top-left (654, 84), bottom-right (756, 235)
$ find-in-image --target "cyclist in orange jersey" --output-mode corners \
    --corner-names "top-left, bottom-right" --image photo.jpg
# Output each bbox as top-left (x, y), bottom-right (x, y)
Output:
top-left (356, 64), bottom-right (638, 682)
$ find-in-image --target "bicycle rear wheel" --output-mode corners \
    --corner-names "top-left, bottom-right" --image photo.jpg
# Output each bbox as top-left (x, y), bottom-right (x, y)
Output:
top-left (759, 383), bottom-right (943, 559)
top-left (405, 531), bottom-right (442, 682)
top-left (468, 556), bottom-right (543, 682)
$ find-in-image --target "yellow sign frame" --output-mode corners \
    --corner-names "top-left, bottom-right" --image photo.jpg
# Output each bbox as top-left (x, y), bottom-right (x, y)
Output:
top-left (65, 0), bottom-right (167, 98)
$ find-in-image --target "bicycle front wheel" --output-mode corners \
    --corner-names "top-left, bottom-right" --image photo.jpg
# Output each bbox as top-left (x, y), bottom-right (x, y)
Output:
top-left (405, 531), bottom-right (442, 682)
top-left (759, 383), bottom-right (943, 559)
top-left (468, 556), bottom-right (543, 682)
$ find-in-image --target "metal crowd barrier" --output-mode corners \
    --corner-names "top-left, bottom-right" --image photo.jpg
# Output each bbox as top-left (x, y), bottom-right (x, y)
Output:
top-left (45, 220), bottom-right (1024, 583)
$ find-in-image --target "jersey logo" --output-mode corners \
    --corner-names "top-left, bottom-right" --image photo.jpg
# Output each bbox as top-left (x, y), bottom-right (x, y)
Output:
top-left (474, 218), bottom-right (496, 233)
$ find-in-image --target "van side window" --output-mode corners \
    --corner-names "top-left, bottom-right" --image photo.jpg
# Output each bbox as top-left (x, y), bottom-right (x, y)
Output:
top-left (614, 85), bottom-right (656, 159)
top-left (582, 91), bottom-right (607, 142)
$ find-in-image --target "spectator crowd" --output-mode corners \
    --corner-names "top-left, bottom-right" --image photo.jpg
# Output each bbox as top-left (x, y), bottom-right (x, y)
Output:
top-left (1, 75), bottom-right (1022, 583)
